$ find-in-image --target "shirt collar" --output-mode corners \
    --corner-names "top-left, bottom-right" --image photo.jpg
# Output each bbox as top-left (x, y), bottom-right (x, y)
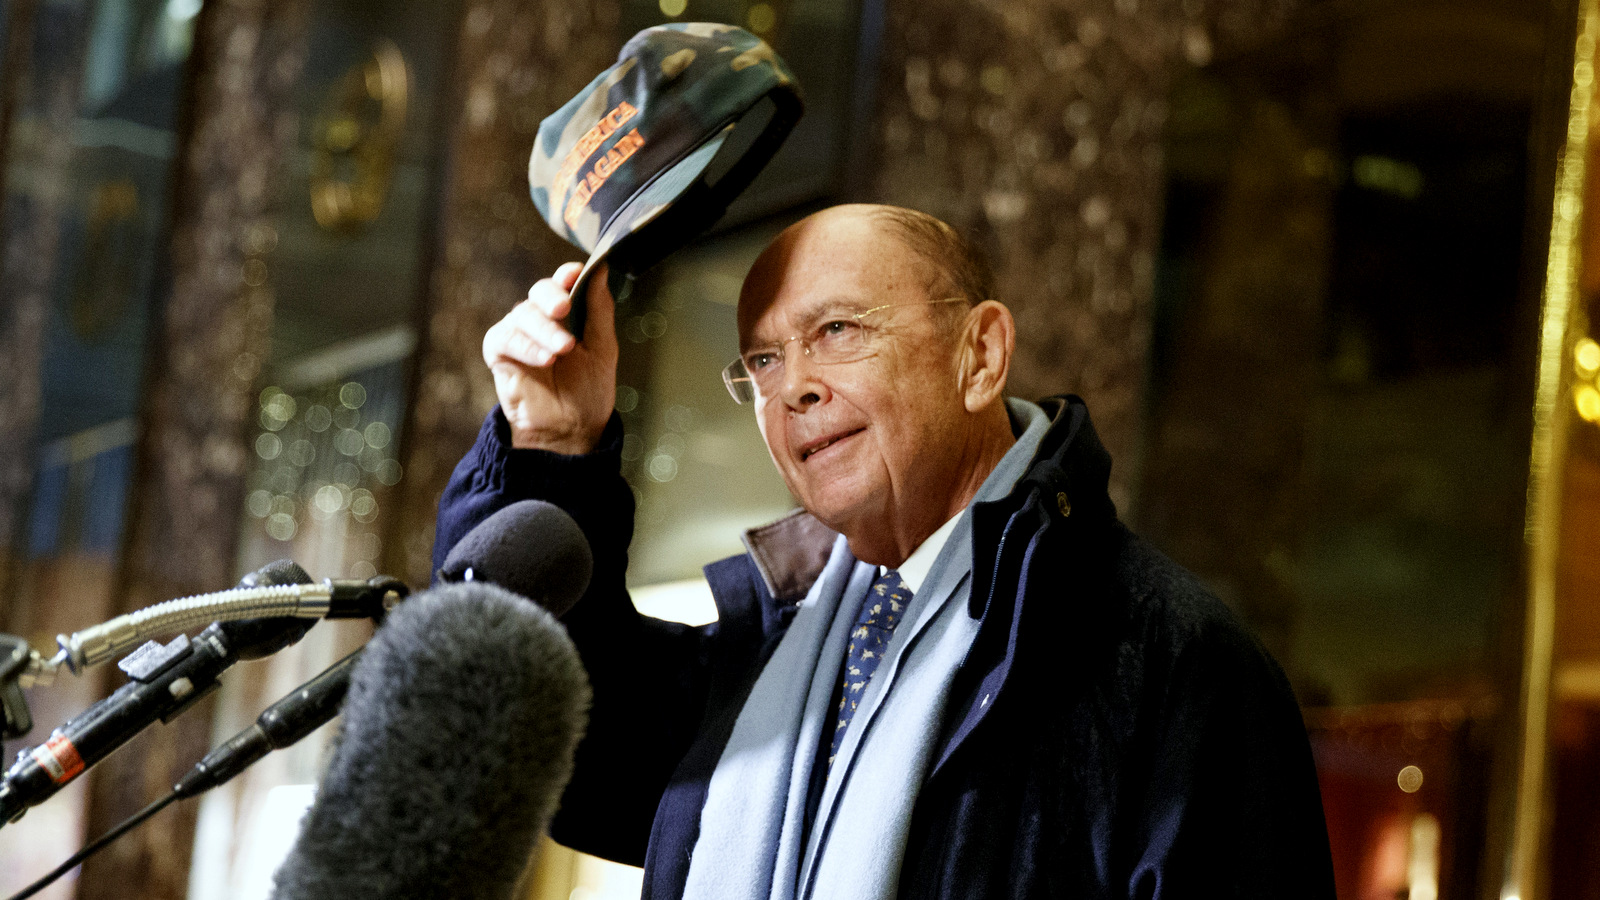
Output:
top-left (887, 511), bottom-right (961, 595)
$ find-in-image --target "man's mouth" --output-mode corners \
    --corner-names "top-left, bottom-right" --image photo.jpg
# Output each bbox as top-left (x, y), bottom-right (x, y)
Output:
top-left (800, 428), bottom-right (864, 461)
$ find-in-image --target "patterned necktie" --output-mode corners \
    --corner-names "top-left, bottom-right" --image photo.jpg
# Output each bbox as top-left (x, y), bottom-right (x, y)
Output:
top-left (829, 569), bottom-right (912, 766)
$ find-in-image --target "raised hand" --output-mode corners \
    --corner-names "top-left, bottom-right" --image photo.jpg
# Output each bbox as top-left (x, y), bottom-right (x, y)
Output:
top-left (483, 262), bottom-right (619, 454)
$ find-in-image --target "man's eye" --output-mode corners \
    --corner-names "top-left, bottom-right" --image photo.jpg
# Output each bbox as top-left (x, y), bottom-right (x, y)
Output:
top-left (818, 320), bottom-right (860, 338)
top-left (746, 351), bottom-right (778, 371)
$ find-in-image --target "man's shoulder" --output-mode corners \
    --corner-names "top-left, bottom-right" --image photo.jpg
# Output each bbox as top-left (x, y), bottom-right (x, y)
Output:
top-left (1099, 526), bottom-right (1290, 689)
top-left (1109, 528), bottom-right (1229, 630)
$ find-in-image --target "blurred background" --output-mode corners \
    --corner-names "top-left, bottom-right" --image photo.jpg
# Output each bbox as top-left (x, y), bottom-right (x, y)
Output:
top-left (0, 0), bottom-right (1595, 897)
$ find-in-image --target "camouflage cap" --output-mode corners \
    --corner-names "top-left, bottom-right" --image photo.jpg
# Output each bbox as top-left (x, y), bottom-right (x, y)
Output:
top-left (530, 23), bottom-right (802, 336)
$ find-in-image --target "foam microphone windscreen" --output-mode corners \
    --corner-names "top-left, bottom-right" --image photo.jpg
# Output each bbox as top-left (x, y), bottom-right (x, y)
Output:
top-left (438, 500), bottom-right (593, 616)
top-left (226, 559), bottom-right (317, 660)
top-left (268, 582), bottom-right (591, 900)
top-left (241, 559), bottom-right (313, 589)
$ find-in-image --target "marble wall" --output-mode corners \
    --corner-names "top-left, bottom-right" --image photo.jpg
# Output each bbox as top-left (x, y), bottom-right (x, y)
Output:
top-left (868, 0), bottom-right (1298, 510)
top-left (0, 0), bottom-right (86, 621)
top-left (75, 1), bottom-right (312, 895)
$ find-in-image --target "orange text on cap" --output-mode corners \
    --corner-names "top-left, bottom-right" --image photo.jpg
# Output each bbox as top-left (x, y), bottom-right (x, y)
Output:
top-left (563, 127), bottom-right (647, 229)
top-left (554, 101), bottom-right (640, 200)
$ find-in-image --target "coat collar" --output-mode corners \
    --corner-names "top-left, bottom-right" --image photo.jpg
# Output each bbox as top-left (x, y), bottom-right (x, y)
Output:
top-left (738, 396), bottom-right (1112, 610)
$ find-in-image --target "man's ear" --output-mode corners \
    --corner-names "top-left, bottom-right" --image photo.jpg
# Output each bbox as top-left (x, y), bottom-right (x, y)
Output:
top-left (958, 301), bottom-right (1015, 412)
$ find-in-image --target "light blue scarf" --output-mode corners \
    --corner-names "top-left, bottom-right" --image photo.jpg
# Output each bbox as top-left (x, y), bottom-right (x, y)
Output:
top-left (682, 399), bottom-right (1050, 900)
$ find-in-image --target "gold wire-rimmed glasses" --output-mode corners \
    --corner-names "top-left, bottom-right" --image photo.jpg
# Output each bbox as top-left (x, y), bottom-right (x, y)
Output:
top-left (721, 297), bottom-right (968, 404)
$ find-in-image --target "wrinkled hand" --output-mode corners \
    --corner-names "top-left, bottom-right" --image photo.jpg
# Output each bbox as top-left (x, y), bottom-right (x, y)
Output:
top-left (483, 262), bottom-right (618, 453)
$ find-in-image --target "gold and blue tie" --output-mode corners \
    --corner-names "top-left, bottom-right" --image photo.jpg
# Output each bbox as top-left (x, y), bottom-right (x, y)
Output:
top-left (829, 569), bottom-right (911, 766)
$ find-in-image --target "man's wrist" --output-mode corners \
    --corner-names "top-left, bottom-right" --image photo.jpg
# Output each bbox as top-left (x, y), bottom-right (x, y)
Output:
top-left (490, 406), bottom-right (623, 462)
top-left (501, 402), bottom-right (610, 453)
top-left (509, 422), bottom-right (605, 455)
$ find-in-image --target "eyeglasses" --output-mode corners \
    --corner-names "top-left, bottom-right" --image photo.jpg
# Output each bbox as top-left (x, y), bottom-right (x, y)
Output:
top-left (721, 297), bottom-right (968, 404)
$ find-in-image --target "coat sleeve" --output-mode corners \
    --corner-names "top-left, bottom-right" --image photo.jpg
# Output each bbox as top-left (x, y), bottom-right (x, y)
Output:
top-left (434, 407), bottom-right (715, 866)
top-left (1124, 598), bottom-right (1337, 900)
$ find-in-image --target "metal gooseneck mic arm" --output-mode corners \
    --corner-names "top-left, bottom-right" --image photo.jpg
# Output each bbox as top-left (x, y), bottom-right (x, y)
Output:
top-left (51, 575), bottom-right (406, 675)
top-left (0, 574), bottom-right (402, 696)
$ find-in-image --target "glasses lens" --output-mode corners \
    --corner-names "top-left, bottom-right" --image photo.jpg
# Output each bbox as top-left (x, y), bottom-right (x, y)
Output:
top-left (810, 320), bottom-right (872, 365)
top-left (738, 345), bottom-right (786, 399)
top-left (722, 360), bottom-right (756, 404)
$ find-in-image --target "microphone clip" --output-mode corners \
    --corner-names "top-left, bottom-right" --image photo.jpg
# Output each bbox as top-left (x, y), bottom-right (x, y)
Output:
top-left (3, 635), bottom-right (33, 742)
top-left (3, 634), bottom-right (62, 743)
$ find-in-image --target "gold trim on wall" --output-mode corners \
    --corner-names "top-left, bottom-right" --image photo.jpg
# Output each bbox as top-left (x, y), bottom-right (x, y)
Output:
top-left (309, 38), bottom-right (408, 232)
top-left (1510, 2), bottom-right (1596, 898)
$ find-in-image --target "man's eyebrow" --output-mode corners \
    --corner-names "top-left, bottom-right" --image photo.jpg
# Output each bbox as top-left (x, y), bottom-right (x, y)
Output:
top-left (745, 296), bottom-right (866, 346)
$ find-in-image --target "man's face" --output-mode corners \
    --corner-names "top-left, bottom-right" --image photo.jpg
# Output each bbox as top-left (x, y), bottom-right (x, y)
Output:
top-left (737, 208), bottom-right (975, 548)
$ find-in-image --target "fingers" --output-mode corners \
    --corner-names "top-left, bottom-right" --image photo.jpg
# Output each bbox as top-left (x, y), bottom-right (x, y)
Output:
top-left (483, 259), bottom-right (628, 375)
top-left (499, 307), bottom-right (574, 367)
top-left (482, 260), bottom-right (617, 453)
top-left (484, 264), bottom-right (585, 369)
top-left (554, 260), bottom-right (582, 291)
top-left (526, 264), bottom-right (581, 321)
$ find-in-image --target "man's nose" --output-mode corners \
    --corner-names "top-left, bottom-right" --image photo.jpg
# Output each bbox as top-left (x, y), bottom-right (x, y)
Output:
top-left (777, 343), bottom-right (829, 412)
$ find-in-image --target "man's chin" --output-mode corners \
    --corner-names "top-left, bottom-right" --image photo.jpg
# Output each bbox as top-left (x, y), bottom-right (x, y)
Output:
top-left (795, 489), bottom-right (880, 543)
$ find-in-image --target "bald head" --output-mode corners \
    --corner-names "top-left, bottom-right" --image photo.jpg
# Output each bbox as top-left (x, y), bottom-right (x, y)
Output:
top-left (863, 206), bottom-right (995, 313)
top-left (741, 205), bottom-right (993, 336)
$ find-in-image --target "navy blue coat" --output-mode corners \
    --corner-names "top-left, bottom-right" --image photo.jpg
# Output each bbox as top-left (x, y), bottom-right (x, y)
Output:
top-left (433, 395), bottom-right (1336, 899)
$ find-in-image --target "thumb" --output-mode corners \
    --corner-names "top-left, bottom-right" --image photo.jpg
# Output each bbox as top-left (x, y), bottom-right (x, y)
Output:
top-left (580, 261), bottom-right (619, 359)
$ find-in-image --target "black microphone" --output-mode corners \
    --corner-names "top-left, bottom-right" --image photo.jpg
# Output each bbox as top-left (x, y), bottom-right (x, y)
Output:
top-left (437, 500), bottom-right (592, 617)
top-left (0, 561), bottom-right (315, 824)
top-left (174, 648), bottom-right (360, 799)
top-left (186, 505), bottom-right (593, 812)
top-left (268, 582), bottom-right (591, 900)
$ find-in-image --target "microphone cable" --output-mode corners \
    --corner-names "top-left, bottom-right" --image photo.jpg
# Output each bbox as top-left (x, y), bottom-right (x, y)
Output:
top-left (5, 792), bottom-right (179, 900)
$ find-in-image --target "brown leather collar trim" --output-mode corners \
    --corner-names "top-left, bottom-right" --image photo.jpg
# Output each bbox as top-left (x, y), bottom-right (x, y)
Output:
top-left (740, 508), bottom-right (839, 605)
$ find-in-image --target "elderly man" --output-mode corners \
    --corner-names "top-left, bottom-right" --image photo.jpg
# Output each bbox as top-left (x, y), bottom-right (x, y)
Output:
top-left (434, 204), bottom-right (1335, 899)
